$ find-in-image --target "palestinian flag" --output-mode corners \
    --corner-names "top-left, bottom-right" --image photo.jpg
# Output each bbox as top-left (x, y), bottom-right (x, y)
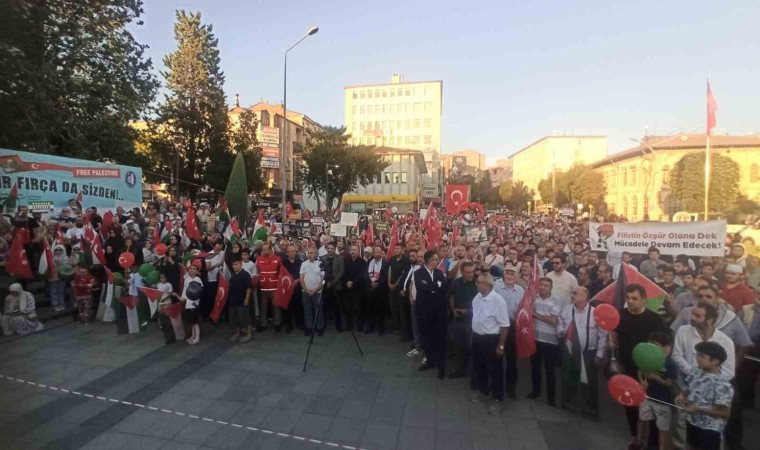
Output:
top-left (591, 263), bottom-right (667, 313)
top-left (76, 191), bottom-right (83, 212)
top-left (161, 220), bottom-right (173, 244)
top-left (117, 295), bottom-right (142, 334)
top-left (38, 239), bottom-right (56, 280)
top-left (3, 182), bottom-right (18, 212)
top-left (223, 217), bottom-right (241, 243)
top-left (138, 287), bottom-right (162, 322)
top-left (564, 318), bottom-right (588, 384)
top-left (159, 299), bottom-right (186, 341)
top-left (252, 210), bottom-right (268, 242)
top-left (101, 210), bottom-right (114, 238)
top-left (97, 267), bottom-right (117, 322)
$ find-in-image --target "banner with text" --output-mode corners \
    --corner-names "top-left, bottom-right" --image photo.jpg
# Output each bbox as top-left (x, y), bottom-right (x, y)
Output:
top-left (590, 221), bottom-right (726, 257)
top-left (0, 149), bottom-right (143, 212)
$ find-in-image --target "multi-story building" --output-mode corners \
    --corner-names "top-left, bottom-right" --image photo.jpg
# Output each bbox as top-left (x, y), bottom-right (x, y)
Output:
top-left (342, 147), bottom-right (428, 213)
top-left (510, 136), bottom-right (608, 195)
top-left (344, 74), bottom-right (443, 200)
top-left (441, 149), bottom-right (487, 182)
top-left (591, 134), bottom-right (760, 221)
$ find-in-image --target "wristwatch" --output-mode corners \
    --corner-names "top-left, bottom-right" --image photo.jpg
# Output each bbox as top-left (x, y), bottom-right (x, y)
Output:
top-left (498, 345), bottom-right (505, 350)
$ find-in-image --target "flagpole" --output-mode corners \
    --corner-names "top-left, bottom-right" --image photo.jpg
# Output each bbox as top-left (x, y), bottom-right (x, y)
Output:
top-left (704, 133), bottom-right (710, 220)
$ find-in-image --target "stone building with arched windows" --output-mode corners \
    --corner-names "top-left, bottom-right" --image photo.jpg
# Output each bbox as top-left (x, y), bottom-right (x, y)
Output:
top-left (590, 134), bottom-right (760, 221)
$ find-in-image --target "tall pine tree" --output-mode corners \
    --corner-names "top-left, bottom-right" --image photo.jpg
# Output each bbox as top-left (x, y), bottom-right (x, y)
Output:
top-left (154, 10), bottom-right (231, 198)
top-left (224, 153), bottom-right (249, 226)
top-left (0, 0), bottom-right (157, 163)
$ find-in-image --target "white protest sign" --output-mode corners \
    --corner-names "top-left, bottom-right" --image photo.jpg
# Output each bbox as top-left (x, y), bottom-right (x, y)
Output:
top-left (330, 225), bottom-right (347, 237)
top-left (589, 220), bottom-right (726, 257)
top-left (338, 212), bottom-right (359, 227)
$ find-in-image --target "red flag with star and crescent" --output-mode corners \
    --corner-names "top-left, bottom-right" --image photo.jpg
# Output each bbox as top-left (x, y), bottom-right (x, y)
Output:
top-left (210, 273), bottom-right (230, 323)
top-left (274, 265), bottom-right (296, 309)
top-left (445, 184), bottom-right (470, 214)
top-left (8, 228), bottom-right (33, 279)
top-left (514, 260), bottom-right (541, 359)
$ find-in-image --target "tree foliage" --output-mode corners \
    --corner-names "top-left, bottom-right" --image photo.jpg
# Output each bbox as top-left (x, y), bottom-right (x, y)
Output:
top-left (536, 164), bottom-right (606, 208)
top-left (224, 153), bottom-right (248, 225)
top-left (0, 0), bottom-right (158, 163)
top-left (302, 127), bottom-right (389, 210)
top-left (499, 181), bottom-right (534, 211)
top-left (230, 110), bottom-right (264, 194)
top-left (152, 10), bottom-right (231, 198)
top-left (670, 153), bottom-right (740, 213)
top-left (471, 171), bottom-right (499, 205)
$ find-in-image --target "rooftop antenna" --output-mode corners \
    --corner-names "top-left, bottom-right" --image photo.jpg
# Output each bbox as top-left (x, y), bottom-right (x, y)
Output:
top-left (235, 93), bottom-right (240, 107)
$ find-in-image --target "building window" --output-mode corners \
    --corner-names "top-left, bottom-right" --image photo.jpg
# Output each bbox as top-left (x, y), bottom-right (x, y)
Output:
top-left (352, 91), bottom-right (358, 99)
top-left (374, 89), bottom-right (380, 97)
top-left (368, 90), bottom-right (373, 98)
top-left (631, 195), bottom-right (638, 219)
top-left (389, 136), bottom-right (395, 145)
top-left (413, 119), bottom-right (420, 128)
top-left (610, 168), bottom-right (617, 189)
top-left (382, 104), bottom-right (387, 113)
top-left (621, 167), bottom-right (628, 186)
top-left (382, 90), bottom-right (387, 98)
top-left (382, 120), bottom-right (388, 130)
top-left (622, 197), bottom-right (628, 218)
top-left (352, 106), bottom-right (357, 115)
top-left (424, 119), bottom-right (431, 128)
top-left (390, 104), bottom-right (395, 113)
top-left (390, 89), bottom-right (395, 97)
top-left (374, 121), bottom-right (380, 130)
top-left (360, 90), bottom-right (365, 99)
top-left (393, 172), bottom-right (399, 183)
top-left (424, 102), bottom-right (431, 112)
top-left (366, 121), bottom-right (373, 130)
top-left (405, 136), bottom-right (412, 144)
top-left (412, 136), bottom-right (420, 145)
top-left (353, 122), bottom-right (358, 131)
top-left (643, 195), bottom-right (649, 218)
top-left (401, 172), bottom-right (408, 183)
top-left (413, 103), bottom-right (421, 112)
top-left (630, 167), bottom-right (637, 185)
top-left (384, 173), bottom-right (390, 183)
top-left (360, 106), bottom-right (365, 114)
top-left (397, 88), bottom-right (402, 96)
top-left (424, 135), bottom-right (432, 144)
top-left (397, 103), bottom-right (402, 112)
top-left (752, 163), bottom-right (760, 182)
top-left (608, 203), bottom-right (615, 215)
top-left (405, 88), bottom-right (411, 96)
top-left (397, 120), bottom-right (403, 129)
top-left (405, 119), bottom-right (410, 129)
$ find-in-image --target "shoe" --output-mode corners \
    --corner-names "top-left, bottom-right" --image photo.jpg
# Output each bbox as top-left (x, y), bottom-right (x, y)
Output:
top-left (189, 338), bottom-right (200, 345)
top-left (304, 328), bottom-right (313, 336)
top-left (507, 391), bottom-right (517, 400)
top-left (274, 325), bottom-right (281, 333)
top-left (547, 398), bottom-right (556, 408)
top-left (406, 349), bottom-right (420, 358)
top-left (470, 392), bottom-right (484, 403)
top-left (229, 333), bottom-right (240, 342)
top-left (317, 329), bottom-right (324, 337)
top-left (75, 321), bottom-right (85, 327)
top-left (488, 400), bottom-right (504, 415)
top-left (285, 324), bottom-right (293, 334)
top-left (418, 362), bottom-right (435, 372)
top-left (239, 335), bottom-right (252, 344)
top-left (448, 369), bottom-right (466, 379)
top-left (525, 391), bottom-right (540, 400)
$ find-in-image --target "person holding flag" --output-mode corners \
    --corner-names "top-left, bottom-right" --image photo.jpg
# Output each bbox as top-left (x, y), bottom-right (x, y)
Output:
top-left (526, 277), bottom-right (561, 407)
top-left (256, 242), bottom-right (282, 332)
top-left (493, 263), bottom-right (525, 400)
top-left (557, 287), bottom-right (607, 416)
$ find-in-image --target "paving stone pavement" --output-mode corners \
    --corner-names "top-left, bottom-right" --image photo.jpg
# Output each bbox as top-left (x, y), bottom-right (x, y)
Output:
top-left (0, 319), bottom-right (757, 449)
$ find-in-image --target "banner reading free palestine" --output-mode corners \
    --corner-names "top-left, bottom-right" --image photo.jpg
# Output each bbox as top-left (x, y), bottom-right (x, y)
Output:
top-left (0, 149), bottom-right (143, 212)
top-left (590, 220), bottom-right (726, 257)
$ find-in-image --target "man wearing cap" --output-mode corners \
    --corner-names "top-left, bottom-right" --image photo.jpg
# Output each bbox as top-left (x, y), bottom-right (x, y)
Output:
top-left (493, 263), bottom-right (525, 400)
top-left (470, 273), bottom-right (510, 415)
top-left (721, 264), bottom-right (754, 313)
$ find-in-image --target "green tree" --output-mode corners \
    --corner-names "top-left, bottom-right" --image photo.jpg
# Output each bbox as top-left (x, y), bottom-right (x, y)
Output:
top-left (0, 0), bottom-right (158, 162)
top-left (670, 153), bottom-right (740, 213)
top-left (302, 127), bottom-right (388, 210)
top-left (224, 153), bottom-right (248, 225)
top-left (536, 164), bottom-right (606, 208)
top-left (230, 110), bottom-right (264, 194)
top-left (499, 181), bottom-right (534, 211)
top-left (153, 10), bottom-right (231, 198)
top-left (471, 171), bottom-right (494, 204)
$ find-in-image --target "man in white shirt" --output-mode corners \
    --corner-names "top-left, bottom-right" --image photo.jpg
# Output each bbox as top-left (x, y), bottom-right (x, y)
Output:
top-left (526, 277), bottom-right (561, 407)
top-left (546, 254), bottom-right (579, 308)
top-left (470, 273), bottom-right (510, 415)
top-left (493, 263), bottom-right (524, 399)
top-left (612, 251), bottom-right (640, 280)
top-left (66, 215), bottom-right (86, 243)
top-left (557, 287), bottom-right (607, 416)
top-left (483, 242), bottom-right (504, 269)
top-left (300, 248), bottom-right (325, 335)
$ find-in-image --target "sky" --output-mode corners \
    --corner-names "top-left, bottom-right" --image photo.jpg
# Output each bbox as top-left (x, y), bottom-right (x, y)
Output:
top-left (132, 0), bottom-right (760, 164)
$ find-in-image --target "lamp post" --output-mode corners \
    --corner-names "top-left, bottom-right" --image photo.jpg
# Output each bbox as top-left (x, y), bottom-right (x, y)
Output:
top-left (325, 163), bottom-right (339, 210)
top-left (630, 134), bottom-right (682, 220)
top-left (280, 26), bottom-right (319, 211)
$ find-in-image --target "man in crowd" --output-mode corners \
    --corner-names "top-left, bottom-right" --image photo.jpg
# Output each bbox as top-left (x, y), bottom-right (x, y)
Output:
top-left (342, 245), bottom-right (365, 332)
top-left (526, 277), bottom-right (561, 407)
top-left (256, 242), bottom-right (281, 332)
top-left (588, 263), bottom-right (613, 299)
top-left (281, 245), bottom-right (303, 333)
top-left (321, 242), bottom-right (344, 332)
top-left (721, 264), bottom-right (754, 313)
top-left (363, 246), bottom-right (388, 335)
top-left (493, 263), bottom-right (524, 399)
top-left (448, 261), bottom-right (477, 379)
top-left (639, 246), bottom-right (662, 279)
top-left (227, 259), bottom-right (253, 343)
top-left (415, 250), bottom-right (449, 379)
top-left (388, 243), bottom-right (411, 339)
top-left (300, 248), bottom-right (325, 336)
top-left (547, 254), bottom-right (578, 307)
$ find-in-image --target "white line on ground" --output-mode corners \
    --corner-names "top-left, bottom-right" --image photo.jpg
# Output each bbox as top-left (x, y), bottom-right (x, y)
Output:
top-left (0, 374), bottom-right (366, 449)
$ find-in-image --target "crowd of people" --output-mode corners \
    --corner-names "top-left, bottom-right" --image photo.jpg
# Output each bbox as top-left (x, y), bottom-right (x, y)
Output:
top-left (1, 198), bottom-right (759, 450)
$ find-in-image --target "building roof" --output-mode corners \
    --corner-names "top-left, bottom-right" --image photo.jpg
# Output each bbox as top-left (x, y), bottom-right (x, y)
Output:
top-left (344, 80), bottom-right (443, 90)
top-left (590, 134), bottom-right (760, 168)
top-left (229, 101), bottom-right (322, 129)
top-left (371, 146), bottom-right (428, 174)
top-left (510, 135), bottom-right (607, 159)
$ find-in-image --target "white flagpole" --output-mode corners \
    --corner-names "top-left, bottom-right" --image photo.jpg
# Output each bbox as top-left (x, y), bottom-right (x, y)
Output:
top-left (704, 133), bottom-right (710, 220)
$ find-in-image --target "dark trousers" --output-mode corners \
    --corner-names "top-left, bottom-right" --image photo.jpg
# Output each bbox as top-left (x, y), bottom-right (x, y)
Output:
top-left (419, 311), bottom-right (447, 376)
top-left (282, 287), bottom-right (304, 329)
top-left (324, 287), bottom-right (342, 328)
top-left (365, 288), bottom-right (388, 331)
top-left (530, 341), bottom-right (559, 401)
top-left (157, 311), bottom-right (176, 344)
top-left (399, 293), bottom-right (412, 340)
top-left (505, 325), bottom-right (518, 394)
top-left (200, 281), bottom-right (217, 319)
top-left (724, 378), bottom-right (742, 449)
top-left (471, 333), bottom-right (504, 401)
top-left (451, 316), bottom-right (472, 373)
top-left (622, 366), bottom-right (639, 437)
top-left (341, 289), bottom-right (361, 329)
top-left (388, 288), bottom-right (404, 333)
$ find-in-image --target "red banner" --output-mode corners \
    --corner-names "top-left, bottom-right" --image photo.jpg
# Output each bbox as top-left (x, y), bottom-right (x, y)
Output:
top-left (445, 184), bottom-right (470, 214)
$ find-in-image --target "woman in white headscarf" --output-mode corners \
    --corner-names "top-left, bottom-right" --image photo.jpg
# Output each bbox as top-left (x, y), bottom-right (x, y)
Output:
top-left (1, 284), bottom-right (44, 335)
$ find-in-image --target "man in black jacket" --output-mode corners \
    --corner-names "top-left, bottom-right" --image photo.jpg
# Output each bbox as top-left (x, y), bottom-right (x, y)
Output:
top-left (388, 243), bottom-right (411, 339)
top-left (321, 242), bottom-right (345, 332)
top-left (342, 245), bottom-right (366, 331)
top-left (363, 246), bottom-right (389, 335)
top-left (414, 250), bottom-right (450, 380)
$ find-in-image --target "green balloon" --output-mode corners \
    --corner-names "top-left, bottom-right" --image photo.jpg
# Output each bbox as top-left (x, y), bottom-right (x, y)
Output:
top-left (138, 263), bottom-right (154, 277)
top-left (145, 270), bottom-right (160, 285)
top-left (57, 264), bottom-right (75, 281)
top-left (113, 272), bottom-right (124, 285)
top-left (633, 342), bottom-right (665, 373)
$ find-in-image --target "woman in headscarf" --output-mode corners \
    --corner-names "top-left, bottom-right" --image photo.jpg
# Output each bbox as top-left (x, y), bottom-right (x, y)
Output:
top-left (49, 244), bottom-right (71, 312)
top-left (157, 245), bottom-right (182, 294)
top-left (1, 284), bottom-right (43, 335)
top-left (104, 227), bottom-right (125, 256)
top-left (142, 239), bottom-right (158, 265)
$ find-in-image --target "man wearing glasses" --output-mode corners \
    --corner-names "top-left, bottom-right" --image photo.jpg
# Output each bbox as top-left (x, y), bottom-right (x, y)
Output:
top-left (546, 255), bottom-right (578, 308)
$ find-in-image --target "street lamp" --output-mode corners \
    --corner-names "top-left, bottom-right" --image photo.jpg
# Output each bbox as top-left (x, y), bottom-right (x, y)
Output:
top-left (325, 163), bottom-right (339, 210)
top-left (280, 26), bottom-right (319, 211)
top-left (630, 134), bottom-right (682, 220)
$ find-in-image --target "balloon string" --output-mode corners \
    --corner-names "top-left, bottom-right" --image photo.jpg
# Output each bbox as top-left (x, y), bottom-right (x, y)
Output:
top-left (745, 355), bottom-right (760, 363)
top-left (646, 396), bottom-right (684, 410)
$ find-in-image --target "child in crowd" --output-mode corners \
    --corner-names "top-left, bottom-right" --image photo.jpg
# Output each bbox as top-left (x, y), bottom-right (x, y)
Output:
top-left (72, 265), bottom-right (94, 326)
top-left (675, 341), bottom-right (733, 450)
top-left (634, 331), bottom-right (676, 450)
top-left (156, 273), bottom-right (176, 344)
top-left (182, 263), bottom-right (203, 345)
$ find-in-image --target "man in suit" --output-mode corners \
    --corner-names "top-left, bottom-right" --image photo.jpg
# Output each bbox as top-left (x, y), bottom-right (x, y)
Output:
top-left (363, 246), bottom-right (389, 334)
top-left (342, 245), bottom-right (365, 331)
top-left (321, 242), bottom-right (345, 332)
top-left (415, 250), bottom-right (450, 379)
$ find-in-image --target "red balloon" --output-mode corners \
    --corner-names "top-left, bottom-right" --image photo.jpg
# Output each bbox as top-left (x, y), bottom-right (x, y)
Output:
top-left (118, 252), bottom-right (135, 269)
top-left (155, 243), bottom-right (167, 256)
top-left (608, 374), bottom-right (645, 407)
top-left (593, 303), bottom-right (621, 331)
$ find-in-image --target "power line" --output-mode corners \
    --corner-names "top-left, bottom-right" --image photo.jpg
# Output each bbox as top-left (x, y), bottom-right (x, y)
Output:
top-left (142, 169), bottom-right (224, 193)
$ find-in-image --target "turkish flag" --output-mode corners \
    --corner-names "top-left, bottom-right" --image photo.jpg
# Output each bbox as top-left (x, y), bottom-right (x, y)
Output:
top-left (285, 202), bottom-right (294, 217)
top-left (707, 80), bottom-right (718, 136)
top-left (185, 207), bottom-right (202, 240)
top-left (274, 265), bottom-right (296, 309)
top-left (514, 263), bottom-right (541, 359)
top-left (8, 228), bottom-right (33, 279)
top-left (385, 220), bottom-right (399, 261)
top-left (445, 184), bottom-right (471, 214)
top-left (101, 210), bottom-right (114, 238)
top-left (210, 273), bottom-right (229, 323)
